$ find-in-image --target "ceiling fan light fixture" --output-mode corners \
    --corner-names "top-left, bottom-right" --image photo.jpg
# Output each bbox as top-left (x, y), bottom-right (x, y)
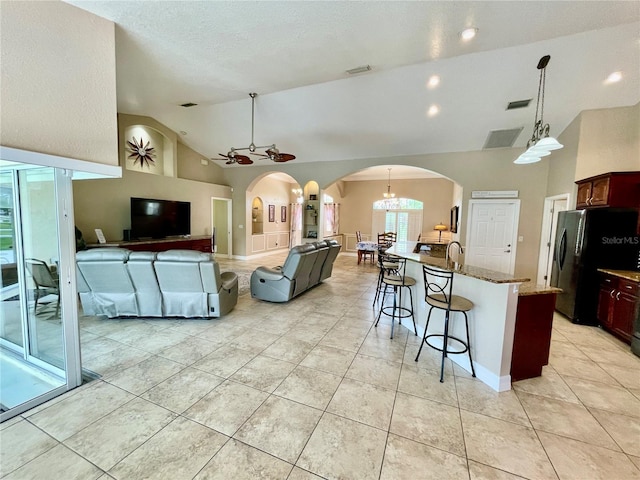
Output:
top-left (216, 93), bottom-right (295, 165)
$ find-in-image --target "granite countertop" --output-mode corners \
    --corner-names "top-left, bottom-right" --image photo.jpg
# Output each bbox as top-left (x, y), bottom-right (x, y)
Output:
top-left (386, 242), bottom-right (530, 284)
top-left (597, 269), bottom-right (640, 283)
top-left (518, 282), bottom-right (562, 296)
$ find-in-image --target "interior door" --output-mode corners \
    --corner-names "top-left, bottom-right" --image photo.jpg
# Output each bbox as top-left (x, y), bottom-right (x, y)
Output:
top-left (538, 197), bottom-right (568, 286)
top-left (465, 200), bottom-right (520, 274)
top-left (211, 198), bottom-right (231, 257)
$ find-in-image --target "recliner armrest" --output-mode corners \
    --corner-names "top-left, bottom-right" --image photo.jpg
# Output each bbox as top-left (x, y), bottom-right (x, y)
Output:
top-left (254, 266), bottom-right (286, 281)
top-left (220, 271), bottom-right (238, 290)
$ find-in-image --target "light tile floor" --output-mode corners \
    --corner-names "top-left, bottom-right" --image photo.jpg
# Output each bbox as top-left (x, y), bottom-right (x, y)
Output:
top-left (2, 252), bottom-right (640, 479)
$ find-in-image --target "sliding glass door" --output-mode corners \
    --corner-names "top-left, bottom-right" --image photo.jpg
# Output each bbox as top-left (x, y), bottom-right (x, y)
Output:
top-left (0, 165), bottom-right (80, 420)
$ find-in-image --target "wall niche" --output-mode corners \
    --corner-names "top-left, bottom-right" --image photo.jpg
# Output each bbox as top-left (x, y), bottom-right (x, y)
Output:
top-left (123, 125), bottom-right (173, 176)
top-left (252, 197), bottom-right (264, 234)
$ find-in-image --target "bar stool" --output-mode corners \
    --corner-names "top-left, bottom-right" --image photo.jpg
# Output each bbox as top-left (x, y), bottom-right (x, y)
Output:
top-left (415, 264), bottom-right (475, 382)
top-left (374, 256), bottom-right (418, 339)
top-left (372, 251), bottom-right (398, 306)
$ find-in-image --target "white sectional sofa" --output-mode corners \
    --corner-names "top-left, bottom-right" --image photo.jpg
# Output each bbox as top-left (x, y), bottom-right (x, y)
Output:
top-left (76, 248), bottom-right (238, 318)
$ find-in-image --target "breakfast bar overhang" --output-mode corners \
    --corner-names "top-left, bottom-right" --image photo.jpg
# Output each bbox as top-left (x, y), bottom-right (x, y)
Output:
top-left (386, 242), bottom-right (530, 392)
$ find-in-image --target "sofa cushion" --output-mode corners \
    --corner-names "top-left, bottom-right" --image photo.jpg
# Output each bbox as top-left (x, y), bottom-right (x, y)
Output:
top-left (156, 249), bottom-right (211, 262)
top-left (129, 251), bottom-right (156, 261)
top-left (76, 247), bottom-right (130, 261)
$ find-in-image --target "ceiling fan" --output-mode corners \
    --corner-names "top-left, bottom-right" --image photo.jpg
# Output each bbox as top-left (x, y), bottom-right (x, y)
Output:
top-left (216, 93), bottom-right (295, 165)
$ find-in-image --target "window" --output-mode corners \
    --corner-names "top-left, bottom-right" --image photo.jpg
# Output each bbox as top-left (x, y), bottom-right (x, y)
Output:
top-left (372, 198), bottom-right (423, 242)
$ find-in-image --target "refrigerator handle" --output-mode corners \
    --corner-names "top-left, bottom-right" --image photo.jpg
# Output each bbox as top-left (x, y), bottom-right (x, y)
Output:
top-left (558, 228), bottom-right (567, 270)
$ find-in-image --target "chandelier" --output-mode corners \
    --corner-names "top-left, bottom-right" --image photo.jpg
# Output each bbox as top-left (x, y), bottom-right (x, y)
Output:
top-left (383, 168), bottom-right (400, 210)
top-left (383, 168), bottom-right (396, 199)
top-left (216, 93), bottom-right (296, 165)
top-left (514, 55), bottom-right (563, 164)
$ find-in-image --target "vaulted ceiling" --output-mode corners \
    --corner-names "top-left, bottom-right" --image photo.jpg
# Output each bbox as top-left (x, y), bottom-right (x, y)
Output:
top-left (68, 1), bottom-right (640, 168)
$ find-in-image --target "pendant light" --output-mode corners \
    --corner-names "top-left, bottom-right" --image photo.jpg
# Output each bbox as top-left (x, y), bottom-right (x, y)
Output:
top-left (514, 55), bottom-right (563, 164)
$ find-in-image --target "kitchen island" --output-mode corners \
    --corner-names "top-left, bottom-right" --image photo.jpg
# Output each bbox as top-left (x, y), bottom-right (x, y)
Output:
top-left (386, 242), bottom-right (530, 391)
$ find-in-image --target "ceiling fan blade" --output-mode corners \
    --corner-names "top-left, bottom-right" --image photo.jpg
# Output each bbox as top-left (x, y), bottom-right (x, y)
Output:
top-left (279, 153), bottom-right (296, 162)
top-left (236, 157), bottom-right (254, 165)
top-left (225, 159), bottom-right (235, 165)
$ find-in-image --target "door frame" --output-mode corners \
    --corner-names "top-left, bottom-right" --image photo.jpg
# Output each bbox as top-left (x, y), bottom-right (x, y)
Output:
top-left (465, 199), bottom-right (520, 275)
top-left (210, 197), bottom-right (232, 258)
top-left (536, 193), bottom-right (570, 286)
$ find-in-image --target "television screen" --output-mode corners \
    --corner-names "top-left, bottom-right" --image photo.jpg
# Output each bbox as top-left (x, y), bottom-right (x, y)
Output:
top-left (130, 197), bottom-right (190, 239)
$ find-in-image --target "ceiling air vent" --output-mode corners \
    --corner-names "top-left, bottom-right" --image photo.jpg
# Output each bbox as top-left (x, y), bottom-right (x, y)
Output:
top-left (180, 102), bottom-right (198, 107)
top-left (483, 128), bottom-right (524, 149)
top-left (506, 99), bottom-right (531, 110)
top-left (346, 65), bottom-right (372, 75)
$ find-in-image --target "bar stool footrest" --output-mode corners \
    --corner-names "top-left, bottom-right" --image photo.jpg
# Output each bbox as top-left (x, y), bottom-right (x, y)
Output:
top-left (380, 305), bottom-right (414, 320)
top-left (424, 334), bottom-right (469, 355)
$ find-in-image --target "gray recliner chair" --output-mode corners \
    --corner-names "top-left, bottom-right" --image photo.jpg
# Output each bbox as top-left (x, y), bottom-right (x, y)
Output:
top-left (154, 250), bottom-right (238, 317)
top-left (126, 251), bottom-right (162, 317)
top-left (76, 248), bottom-right (138, 317)
top-left (250, 240), bottom-right (340, 303)
top-left (320, 240), bottom-right (341, 282)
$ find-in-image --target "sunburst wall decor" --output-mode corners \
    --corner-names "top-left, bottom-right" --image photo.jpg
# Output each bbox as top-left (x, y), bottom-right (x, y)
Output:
top-left (126, 136), bottom-right (156, 168)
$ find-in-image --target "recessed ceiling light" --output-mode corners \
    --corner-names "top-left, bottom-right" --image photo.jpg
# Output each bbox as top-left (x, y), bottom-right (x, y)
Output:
top-left (460, 28), bottom-right (478, 42)
top-left (179, 131), bottom-right (187, 135)
top-left (427, 105), bottom-right (440, 117)
top-left (427, 75), bottom-right (440, 88)
top-left (604, 71), bottom-right (623, 84)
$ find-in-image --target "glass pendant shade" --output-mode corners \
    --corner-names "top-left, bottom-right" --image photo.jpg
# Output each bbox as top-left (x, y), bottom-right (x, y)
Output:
top-left (530, 136), bottom-right (563, 152)
top-left (514, 153), bottom-right (541, 164)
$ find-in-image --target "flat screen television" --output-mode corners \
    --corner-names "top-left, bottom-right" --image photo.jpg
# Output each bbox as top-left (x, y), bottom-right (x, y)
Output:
top-left (130, 197), bottom-right (190, 239)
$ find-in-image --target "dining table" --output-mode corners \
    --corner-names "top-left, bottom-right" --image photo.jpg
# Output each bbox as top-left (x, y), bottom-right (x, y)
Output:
top-left (356, 241), bottom-right (379, 264)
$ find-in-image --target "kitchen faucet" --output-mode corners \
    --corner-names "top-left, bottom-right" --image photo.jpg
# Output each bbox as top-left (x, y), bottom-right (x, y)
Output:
top-left (446, 241), bottom-right (464, 266)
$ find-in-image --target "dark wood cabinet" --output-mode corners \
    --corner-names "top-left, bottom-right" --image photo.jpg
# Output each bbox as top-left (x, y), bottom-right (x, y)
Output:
top-left (597, 272), bottom-right (639, 343)
top-left (88, 236), bottom-right (212, 253)
top-left (511, 290), bottom-right (557, 382)
top-left (575, 172), bottom-right (640, 209)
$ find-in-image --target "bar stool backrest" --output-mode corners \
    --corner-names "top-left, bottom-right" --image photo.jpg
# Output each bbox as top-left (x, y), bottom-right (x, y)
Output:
top-left (384, 255), bottom-right (412, 285)
top-left (422, 265), bottom-right (454, 308)
top-left (356, 231), bottom-right (363, 242)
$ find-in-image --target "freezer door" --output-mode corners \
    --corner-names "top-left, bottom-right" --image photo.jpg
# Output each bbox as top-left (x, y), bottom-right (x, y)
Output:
top-left (551, 211), bottom-right (583, 320)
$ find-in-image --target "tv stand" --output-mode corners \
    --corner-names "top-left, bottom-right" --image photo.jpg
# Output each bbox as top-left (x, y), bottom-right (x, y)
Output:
top-left (87, 235), bottom-right (211, 253)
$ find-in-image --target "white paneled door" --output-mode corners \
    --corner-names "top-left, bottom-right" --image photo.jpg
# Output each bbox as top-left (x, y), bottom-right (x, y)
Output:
top-left (465, 200), bottom-right (520, 274)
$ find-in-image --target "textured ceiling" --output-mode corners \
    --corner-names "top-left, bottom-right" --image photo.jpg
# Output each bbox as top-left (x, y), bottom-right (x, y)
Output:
top-left (67, 1), bottom-right (640, 170)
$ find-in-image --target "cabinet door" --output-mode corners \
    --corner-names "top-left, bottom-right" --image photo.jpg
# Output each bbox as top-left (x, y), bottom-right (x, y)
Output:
top-left (597, 284), bottom-right (615, 328)
top-left (590, 177), bottom-right (611, 206)
top-left (576, 182), bottom-right (592, 209)
top-left (611, 291), bottom-right (637, 342)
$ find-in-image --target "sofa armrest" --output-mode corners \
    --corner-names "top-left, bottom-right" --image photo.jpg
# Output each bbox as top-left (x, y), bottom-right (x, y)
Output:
top-left (254, 266), bottom-right (286, 281)
top-left (220, 271), bottom-right (238, 290)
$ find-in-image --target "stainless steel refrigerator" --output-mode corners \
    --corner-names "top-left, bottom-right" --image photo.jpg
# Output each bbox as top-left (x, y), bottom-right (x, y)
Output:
top-left (551, 208), bottom-right (639, 325)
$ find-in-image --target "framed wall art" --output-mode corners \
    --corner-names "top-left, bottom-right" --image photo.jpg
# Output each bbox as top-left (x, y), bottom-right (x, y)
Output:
top-left (268, 204), bottom-right (275, 222)
top-left (281, 205), bottom-right (287, 223)
top-left (450, 206), bottom-right (459, 233)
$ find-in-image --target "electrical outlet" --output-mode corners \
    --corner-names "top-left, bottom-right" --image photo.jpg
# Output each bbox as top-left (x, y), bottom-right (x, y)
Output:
top-left (518, 236), bottom-right (524, 242)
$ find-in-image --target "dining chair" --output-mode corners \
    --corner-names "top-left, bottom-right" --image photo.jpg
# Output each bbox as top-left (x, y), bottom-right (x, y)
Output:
top-left (356, 231), bottom-right (374, 264)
